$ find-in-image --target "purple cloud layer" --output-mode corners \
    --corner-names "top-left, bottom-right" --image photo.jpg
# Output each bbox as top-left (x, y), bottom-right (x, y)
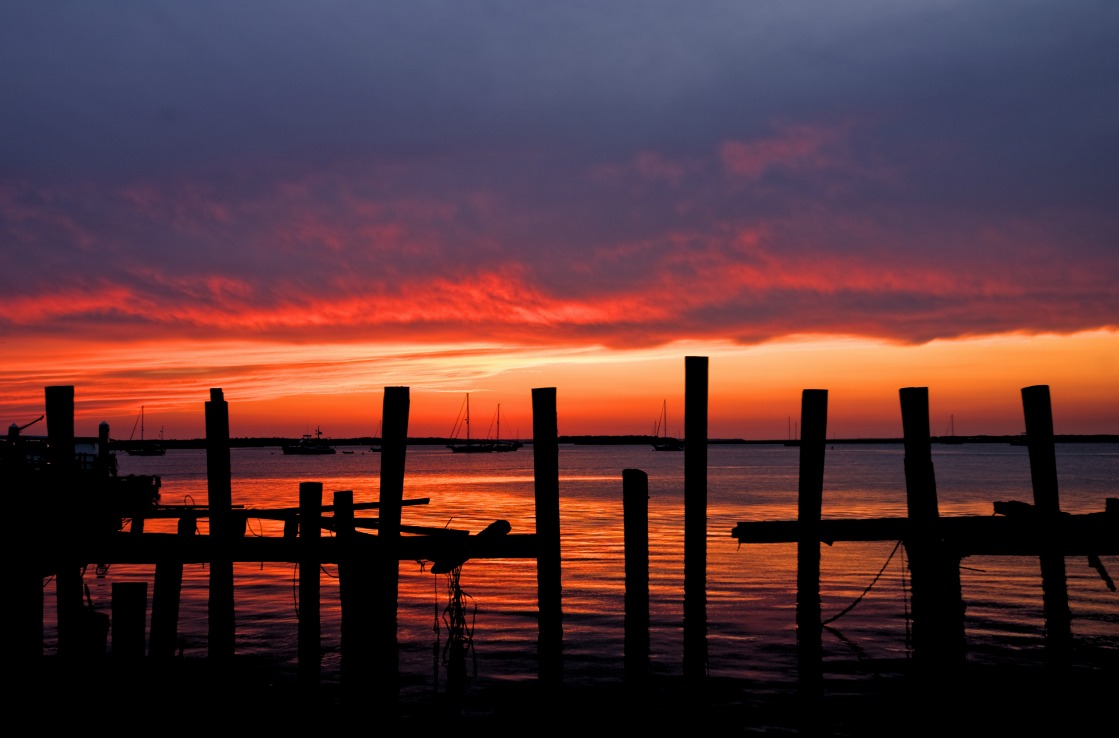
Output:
top-left (3, 2), bottom-right (1117, 349)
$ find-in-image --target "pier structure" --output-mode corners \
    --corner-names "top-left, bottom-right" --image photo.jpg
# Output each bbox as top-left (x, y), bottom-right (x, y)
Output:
top-left (7, 364), bottom-right (1116, 731)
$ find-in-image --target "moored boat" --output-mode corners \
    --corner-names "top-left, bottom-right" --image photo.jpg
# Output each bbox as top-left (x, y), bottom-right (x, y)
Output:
top-left (282, 426), bottom-right (336, 455)
top-left (124, 406), bottom-right (165, 456)
top-left (652, 400), bottom-right (683, 451)
top-left (447, 393), bottom-right (495, 453)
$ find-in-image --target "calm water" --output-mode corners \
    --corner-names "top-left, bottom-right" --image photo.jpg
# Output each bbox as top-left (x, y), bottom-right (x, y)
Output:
top-left (51, 442), bottom-right (1117, 695)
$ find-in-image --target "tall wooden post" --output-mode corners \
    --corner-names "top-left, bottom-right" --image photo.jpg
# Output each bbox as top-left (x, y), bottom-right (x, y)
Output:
top-left (12, 417), bottom-right (43, 664)
top-left (150, 513), bottom-right (193, 659)
top-left (374, 387), bottom-right (409, 710)
top-left (796, 389), bottom-right (828, 697)
top-left (683, 356), bottom-right (708, 680)
top-left (1021, 384), bottom-right (1072, 662)
top-left (298, 481), bottom-right (323, 695)
top-left (899, 387), bottom-right (965, 669)
top-left (533, 387), bottom-right (563, 685)
top-left (46, 386), bottom-right (83, 659)
top-left (335, 489), bottom-right (373, 703)
top-left (623, 468), bottom-right (650, 687)
top-left (205, 388), bottom-right (235, 660)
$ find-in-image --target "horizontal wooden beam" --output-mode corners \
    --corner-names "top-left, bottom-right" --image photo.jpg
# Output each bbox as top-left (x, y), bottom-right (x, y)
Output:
top-left (731, 509), bottom-right (1116, 557)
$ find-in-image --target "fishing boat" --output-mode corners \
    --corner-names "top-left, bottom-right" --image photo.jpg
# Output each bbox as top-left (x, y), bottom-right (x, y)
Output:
top-left (447, 393), bottom-right (496, 453)
top-left (651, 400), bottom-right (683, 451)
top-left (124, 405), bottom-right (165, 456)
top-left (492, 403), bottom-right (523, 452)
top-left (282, 426), bottom-right (336, 455)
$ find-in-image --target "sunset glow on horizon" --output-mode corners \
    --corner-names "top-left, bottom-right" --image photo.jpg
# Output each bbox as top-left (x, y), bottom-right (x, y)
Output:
top-left (2, 4), bottom-right (1116, 442)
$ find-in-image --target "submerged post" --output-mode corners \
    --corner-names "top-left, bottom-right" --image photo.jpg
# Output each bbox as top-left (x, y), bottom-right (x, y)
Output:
top-left (533, 386), bottom-right (562, 685)
top-left (899, 387), bottom-right (966, 669)
top-left (298, 481), bottom-right (323, 695)
top-left (623, 468), bottom-right (650, 687)
top-left (796, 389), bottom-right (828, 697)
top-left (1021, 384), bottom-right (1072, 662)
top-left (683, 356), bottom-right (708, 680)
top-left (374, 386), bottom-right (409, 709)
top-left (205, 388), bottom-right (235, 661)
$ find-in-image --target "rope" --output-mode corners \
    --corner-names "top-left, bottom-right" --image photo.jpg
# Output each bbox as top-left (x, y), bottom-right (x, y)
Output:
top-left (821, 539), bottom-right (903, 626)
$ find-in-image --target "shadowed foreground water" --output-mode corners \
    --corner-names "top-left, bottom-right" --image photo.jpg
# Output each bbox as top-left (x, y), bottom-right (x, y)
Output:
top-left (30, 443), bottom-right (1117, 733)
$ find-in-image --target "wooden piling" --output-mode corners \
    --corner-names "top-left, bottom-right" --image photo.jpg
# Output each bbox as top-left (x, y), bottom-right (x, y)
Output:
top-left (533, 386), bottom-right (563, 685)
top-left (796, 389), bottom-right (828, 696)
top-left (899, 387), bottom-right (966, 668)
top-left (111, 581), bottom-right (147, 660)
top-left (204, 388), bottom-right (235, 660)
top-left (623, 468), bottom-right (650, 687)
top-left (46, 386), bottom-right (83, 659)
top-left (15, 417), bottom-right (43, 662)
top-left (374, 387), bottom-right (409, 709)
top-left (683, 356), bottom-right (708, 680)
top-left (335, 489), bottom-right (373, 701)
top-left (298, 481), bottom-right (323, 694)
top-left (1021, 384), bottom-right (1073, 661)
top-left (149, 513), bottom-right (193, 659)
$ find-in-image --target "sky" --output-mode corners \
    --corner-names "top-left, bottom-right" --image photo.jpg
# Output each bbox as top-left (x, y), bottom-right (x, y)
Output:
top-left (2, 2), bottom-right (1117, 441)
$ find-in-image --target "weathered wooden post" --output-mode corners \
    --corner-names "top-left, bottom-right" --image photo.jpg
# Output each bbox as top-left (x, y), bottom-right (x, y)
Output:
top-left (796, 389), bottom-right (828, 698)
top-left (683, 356), bottom-right (708, 680)
top-left (46, 385), bottom-right (84, 659)
top-left (623, 468), bottom-right (650, 687)
top-left (1021, 384), bottom-right (1072, 663)
top-left (111, 581), bottom-right (147, 661)
top-left (298, 481), bottom-right (323, 695)
top-left (335, 489), bottom-right (373, 702)
top-left (11, 417), bottom-right (43, 664)
top-left (97, 420), bottom-right (113, 476)
top-left (150, 513), bottom-right (193, 660)
top-left (374, 386), bottom-right (409, 710)
top-left (533, 386), bottom-right (562, 685)
top-left (205, 388), bottom-right (235, 661)
top-left (899, 387), bottom-right (966, 669)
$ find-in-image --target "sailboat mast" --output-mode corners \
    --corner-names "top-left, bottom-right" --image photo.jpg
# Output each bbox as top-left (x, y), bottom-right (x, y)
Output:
top-left (465, 393), bottom-right (471, 443)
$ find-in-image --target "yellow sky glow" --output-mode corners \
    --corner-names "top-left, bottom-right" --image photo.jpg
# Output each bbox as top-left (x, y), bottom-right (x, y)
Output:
top-left (3, 329), bottom-right (1114, 441)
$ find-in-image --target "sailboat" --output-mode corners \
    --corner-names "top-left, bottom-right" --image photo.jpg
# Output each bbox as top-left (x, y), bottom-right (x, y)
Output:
top-left (125, 405), bottom-right (165, 456)
top-left (492, 403), bottom-right (523, 452)
top-left (784, 416), bottom-right (800, 447)
top-left (651, 400), bottom-right (683, 451)
top-left (941, 414), bottom-right (965, 444)
top-left (370, 419), bottom-right (382, 453)
top-left (447, 393), bottom-right (496, 453)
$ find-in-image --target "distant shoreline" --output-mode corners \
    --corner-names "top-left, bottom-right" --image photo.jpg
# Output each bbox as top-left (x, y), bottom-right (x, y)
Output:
top-left (104, 433), bottom-right (1119, 450)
